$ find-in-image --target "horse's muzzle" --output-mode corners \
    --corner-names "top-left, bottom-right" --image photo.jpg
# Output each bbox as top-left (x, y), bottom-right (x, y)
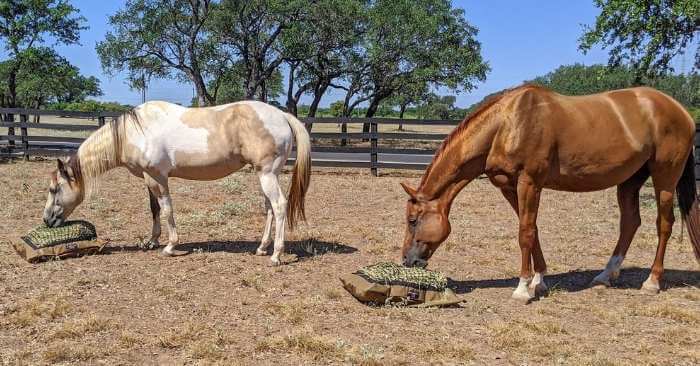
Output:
top-left (402, 255), bottom-right (428, 268)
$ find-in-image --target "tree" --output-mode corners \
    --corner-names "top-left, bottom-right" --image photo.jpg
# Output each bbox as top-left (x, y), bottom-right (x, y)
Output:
top-left (13, 48), bottom-right (102, 110)
top-left (97, 0), bottom-right (224, 106)
top-left (212, 0), bottom-right (306, 101)
top-left (332, 0), bottom-right (489, 133)
top-left (205, 62), bottom-right (284, 106)
top-left (383, 81), bottom-right (430, 130)
top-left (415, 94), bottom-right (458, 120)
top-left (282, 0), bottom-right (366, 119)
top-left (0, 47), bottom-right (101, 110)
top-left (0, 0), bottom-right (86, 108)
top-left (530, 63), bottom-right (635, 95)
top-left (580, 0), bottom-right (700, 82)
top-left (530, 63), bottom-right (700, 110)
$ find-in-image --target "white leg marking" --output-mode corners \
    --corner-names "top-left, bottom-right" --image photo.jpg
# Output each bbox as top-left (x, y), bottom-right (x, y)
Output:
top-left (256, 197), bottom-right (274, 256)
top-left (529, 271), bottom-right (548, 296)
top-left (592, 255), bottom-right (624, 287)
top-left (259, 171), bottom-right (287, 265)
top-left (512, 277), bottom-right (533, 302)
top-left (641, 274), bottom-right (661, 294)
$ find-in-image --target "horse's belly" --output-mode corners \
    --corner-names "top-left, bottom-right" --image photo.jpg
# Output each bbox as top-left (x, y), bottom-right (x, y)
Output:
top-left (168, 152), bottom-right (245, 180)
top-left (545, 150), bottom-right (650, 192)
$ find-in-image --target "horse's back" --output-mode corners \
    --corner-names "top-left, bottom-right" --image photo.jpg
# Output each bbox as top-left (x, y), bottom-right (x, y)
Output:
top-left (494, 86), bottom-right (694, 191)
top-left (127, 101), bottom-right (292, 180)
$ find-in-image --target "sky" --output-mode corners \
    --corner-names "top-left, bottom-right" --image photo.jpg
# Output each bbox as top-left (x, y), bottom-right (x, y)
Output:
top-left (7, 1), bottom-right (651, 108)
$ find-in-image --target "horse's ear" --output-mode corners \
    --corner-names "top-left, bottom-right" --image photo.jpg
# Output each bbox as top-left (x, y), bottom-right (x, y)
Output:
top-left (57, 159), bottom-right (69, 179)
top-left (400, 182), bottom-right (417, 199)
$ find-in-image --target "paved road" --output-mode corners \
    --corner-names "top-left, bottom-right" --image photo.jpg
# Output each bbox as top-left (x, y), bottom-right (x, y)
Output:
top-left (311, 152), bottom-right (432, 165)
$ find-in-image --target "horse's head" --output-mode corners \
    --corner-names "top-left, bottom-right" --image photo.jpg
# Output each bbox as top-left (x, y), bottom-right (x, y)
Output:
top-left (400, 182), bottom-right (451, 268)
top-left (44, 158), bottom-right (84, 227)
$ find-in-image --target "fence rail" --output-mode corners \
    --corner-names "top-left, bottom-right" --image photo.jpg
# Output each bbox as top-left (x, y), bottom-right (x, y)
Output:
top-left (2, 108), bottom-right (699, 179)
top-left (0, 107), bottom-right (459, 175)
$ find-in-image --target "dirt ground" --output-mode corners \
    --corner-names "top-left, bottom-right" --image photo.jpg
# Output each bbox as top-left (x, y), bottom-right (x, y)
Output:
top-left (0, 159), bottom-right (698, 365)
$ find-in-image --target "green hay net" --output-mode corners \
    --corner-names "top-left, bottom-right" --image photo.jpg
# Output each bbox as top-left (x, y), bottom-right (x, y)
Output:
top-left (22, 221), bottom-right (97, 248)
top-left (357, 262), bottom-right (448, 291)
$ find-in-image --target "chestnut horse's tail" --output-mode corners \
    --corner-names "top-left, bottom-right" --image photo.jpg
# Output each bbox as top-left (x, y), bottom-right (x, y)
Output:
top-left (676, 149), bottom-right (700, 265)
top-left (284, 113), bottom-right (311, 230)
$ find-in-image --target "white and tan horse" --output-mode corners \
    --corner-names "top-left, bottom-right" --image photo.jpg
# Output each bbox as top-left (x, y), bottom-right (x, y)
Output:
top-left (43, 100), bottom-right (311, 265)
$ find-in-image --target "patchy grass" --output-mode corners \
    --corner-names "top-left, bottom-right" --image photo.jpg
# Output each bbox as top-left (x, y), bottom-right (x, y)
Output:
top-left (0, 161), bottom-right (698, 365)
top-left (631, 303), bottom-right (699, 324)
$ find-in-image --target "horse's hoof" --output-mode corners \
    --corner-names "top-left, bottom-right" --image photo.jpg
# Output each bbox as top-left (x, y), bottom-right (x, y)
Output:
top-left (255, 248), bottom-right (268, 256)
top-left (270, 258), bottom-right (282, 266)
top-left (641, 278), bottom-right (661, 294)
top-left (511, 290), bottom-right (533, 304)
top-left (529, 282), bottom-right (548, 297)
top-left (139, 240), bottom-right (159, 250)
top-left (590, 275), bottom-right (611, 288)
top-left (161, 248), bottom-right (189, 257)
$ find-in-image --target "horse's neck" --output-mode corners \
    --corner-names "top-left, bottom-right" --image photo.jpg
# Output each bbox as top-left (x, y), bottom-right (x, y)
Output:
top-left (77, 121), bottom-right (124, 187)
top-left (418, 115), bottom-right (498, 204)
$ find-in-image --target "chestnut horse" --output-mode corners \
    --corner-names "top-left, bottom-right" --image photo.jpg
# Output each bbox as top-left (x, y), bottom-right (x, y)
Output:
top-left (43, 100), bottom-right (311, 265)
top-left (400, 84), bottom-right (700, 302)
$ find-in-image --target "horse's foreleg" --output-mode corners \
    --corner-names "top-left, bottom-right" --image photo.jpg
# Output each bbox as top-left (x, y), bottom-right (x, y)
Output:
top-left (258, 171), bottom-right (287, 266)
top-left (591, 171), bottom-right (646, 287)
top-left (145, 174), bottom-right (185, 257)
top-left (500, 187), bottom-right (548, 297)
top-left (255, 197), bottom-right (274, 256)
top-left (512, 176), bottom-right (542, 303)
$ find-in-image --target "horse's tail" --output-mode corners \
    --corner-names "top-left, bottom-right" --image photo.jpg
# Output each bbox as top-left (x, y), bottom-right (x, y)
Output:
top-left (676, 149), bottom-right (700, 265)
top-left (284, 113), bottom-right (311, 230)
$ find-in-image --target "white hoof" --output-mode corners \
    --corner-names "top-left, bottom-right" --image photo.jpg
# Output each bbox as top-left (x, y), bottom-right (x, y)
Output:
top-left (641, 277), bottom-right (661, 294)
top-left (161, 246), bottom-right (188, 257)
top-left (255, 248), bottom-right (268, 256)
top-left (512, 289), bottom-right (533, 304)
top-left (270, 257), bottom-right (282, 266)
top-left (590, 273), bottom-right (611, 288)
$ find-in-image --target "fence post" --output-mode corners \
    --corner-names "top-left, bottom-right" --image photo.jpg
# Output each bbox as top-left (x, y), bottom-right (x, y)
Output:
top-left (20, 114), bottom-right (28, 160)
top-left (341, 119), bottom-right (348, 146)
top-left (98, 115), bottom-right (106, 127)
top-left (370, 120), bottom-right (378, 176)
top-left (6, 112), bottom-right (15, 154)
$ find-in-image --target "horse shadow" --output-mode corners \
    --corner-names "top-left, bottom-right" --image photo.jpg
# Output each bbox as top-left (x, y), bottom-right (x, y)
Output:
top-left (449, 267), bottom-right (700, 295)
top-left (179, 239), bottom-right (357, 259)
top-left (104, 239), bottom-right (357, 260)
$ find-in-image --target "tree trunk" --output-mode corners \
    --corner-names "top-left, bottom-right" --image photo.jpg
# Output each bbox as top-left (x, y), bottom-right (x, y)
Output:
top-left (304, 82), bottom-right (330, 132)
top-left (191, 72), bottom-right (213, 106)
top-left (285, 65), bottom-right (298, 116)
top-left (398, 103), bottom-right (407, 131)
top-left (362, 97), bottom-right (382, 133)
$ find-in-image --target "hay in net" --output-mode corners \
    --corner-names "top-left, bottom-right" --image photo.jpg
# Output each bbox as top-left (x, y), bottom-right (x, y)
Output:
top-left (22, 220), bottom-right (97, 248)
top-left (357, 262), bottom-right (448, 291)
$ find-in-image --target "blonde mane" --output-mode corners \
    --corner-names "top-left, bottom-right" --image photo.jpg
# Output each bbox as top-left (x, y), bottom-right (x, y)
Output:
top-left (75, 110), bottom-right (140, 196)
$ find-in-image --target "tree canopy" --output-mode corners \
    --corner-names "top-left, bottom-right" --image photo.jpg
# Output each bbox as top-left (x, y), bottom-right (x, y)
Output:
top-left (0, 0), bottom-right (87, 107)
top-left (580, 0), bottom-right (700, 82)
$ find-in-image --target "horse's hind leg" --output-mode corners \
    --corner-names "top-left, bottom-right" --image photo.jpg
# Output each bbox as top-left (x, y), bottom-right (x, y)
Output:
top-left (642, 164), bottom-right (682, 293)
top-left (591, 168), bottom-right (648, 287)
top-left (255, 197), bottom-right (274, 256)
top-left (258, 170), bottom-right (287, 266)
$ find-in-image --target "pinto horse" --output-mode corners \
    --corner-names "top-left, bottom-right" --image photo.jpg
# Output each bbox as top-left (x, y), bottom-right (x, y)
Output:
top-left (400, 84), bottom-right (700, 302)
top-left (43, 100), bottom-right (311, 265)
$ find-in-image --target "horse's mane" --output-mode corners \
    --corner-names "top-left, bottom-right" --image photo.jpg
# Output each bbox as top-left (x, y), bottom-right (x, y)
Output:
top-left (419, 84), bottom-right (545, 187)
top-left (74, 108), bottom-right (143, 195)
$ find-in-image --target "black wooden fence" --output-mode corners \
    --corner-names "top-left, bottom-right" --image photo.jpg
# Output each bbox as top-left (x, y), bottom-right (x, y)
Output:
top-left (0, 108), bottom-right (458, 176)
top-left (2, 108), bottom-right (699, 179)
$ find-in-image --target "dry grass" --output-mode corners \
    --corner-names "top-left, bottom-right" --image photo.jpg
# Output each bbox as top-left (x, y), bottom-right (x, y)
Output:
top-left (0, 161), bottom-right (698, 365)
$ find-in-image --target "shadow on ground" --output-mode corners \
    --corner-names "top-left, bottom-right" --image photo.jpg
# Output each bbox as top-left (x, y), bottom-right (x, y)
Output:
top-left (103, 239), bottom-right (357, 261)
top-left (450, 267), bottom-right (700, 294)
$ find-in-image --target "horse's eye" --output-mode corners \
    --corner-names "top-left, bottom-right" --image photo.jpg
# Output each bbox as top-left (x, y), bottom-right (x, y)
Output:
top-left (49, 188), bottom-right (57, 194)
top-left (408, 218), bottom-right (417, 226)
